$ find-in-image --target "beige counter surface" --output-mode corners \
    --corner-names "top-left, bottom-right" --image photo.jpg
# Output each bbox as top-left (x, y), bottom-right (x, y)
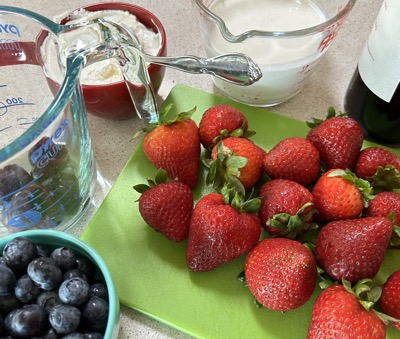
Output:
top-left (1, 0), bottom-right (385, 338)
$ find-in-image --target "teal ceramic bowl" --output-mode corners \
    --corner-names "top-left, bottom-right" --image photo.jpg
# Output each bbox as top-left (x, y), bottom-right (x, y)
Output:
top-left (0, 230), bottom-right (120, 339)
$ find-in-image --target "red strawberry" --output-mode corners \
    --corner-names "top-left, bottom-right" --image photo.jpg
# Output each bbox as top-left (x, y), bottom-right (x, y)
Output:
top-left (312, 168), bottom-right (373, 221)
top-left (263, 137), bottom-right (320, 186)
top-left (365, 191), bottom-right (400, 225)
top-left (244, 238), bottom-right (316, 311)
top-left (206, 136), bottom-right (265, 191)
top-left (355, 147), bottom-right (400, 178)
top-left (306, 108), bottom-right (363, 171)
top-left (134, 170), bottom-right (193, 242)
top-left (198, 104), bottom-right (253, 150)
top-left (314, 216), bottom-right (392, 283)
top-left (258, 179), bottom-right (317, 238)
top-left (307, 283), bottom-right (386, 339)
top-left (379, 269), bottom-right (400, 331)
top-left (141, 107), bottom-right (200, 188)
top-left (354, 147), bottom-right (400, 193)
top-left (364, 191), bottom-right (400, 248)
top-left (186, 187), bottom-right (261, 272)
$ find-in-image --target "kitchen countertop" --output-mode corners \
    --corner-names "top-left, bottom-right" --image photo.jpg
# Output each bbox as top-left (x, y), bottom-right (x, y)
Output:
top-left (0, 0), bottom-right (385, 338)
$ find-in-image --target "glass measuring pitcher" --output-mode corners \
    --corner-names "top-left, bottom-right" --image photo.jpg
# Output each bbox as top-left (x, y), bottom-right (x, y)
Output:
top-left (0, 6), bottom-right (144, 237)
top-left (191, 0), bottom-right (357, 107)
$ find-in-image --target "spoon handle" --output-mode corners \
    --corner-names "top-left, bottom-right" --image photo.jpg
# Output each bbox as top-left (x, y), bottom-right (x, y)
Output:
top-left (144, 53), bottom-right (262, 86)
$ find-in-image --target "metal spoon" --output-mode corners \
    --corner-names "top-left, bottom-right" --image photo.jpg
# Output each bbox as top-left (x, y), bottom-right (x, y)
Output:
top-left (107, 19), bottom-right (263, 87)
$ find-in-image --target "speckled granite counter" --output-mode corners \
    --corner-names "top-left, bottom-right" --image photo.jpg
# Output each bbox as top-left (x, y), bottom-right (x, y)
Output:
top-left (0, 0), bottom-right (384, 338)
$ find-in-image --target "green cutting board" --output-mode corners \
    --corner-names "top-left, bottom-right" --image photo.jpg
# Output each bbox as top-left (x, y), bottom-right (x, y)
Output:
top-left (81, 84), bottom-right (400, 339)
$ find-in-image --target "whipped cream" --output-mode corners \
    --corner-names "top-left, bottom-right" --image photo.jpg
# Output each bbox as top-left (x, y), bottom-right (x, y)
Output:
top-left (41, 9), bottom-right (161, 85)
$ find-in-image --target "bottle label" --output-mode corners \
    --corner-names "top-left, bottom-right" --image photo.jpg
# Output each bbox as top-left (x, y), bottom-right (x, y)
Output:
top-left (358, 0), bottom-right (400, 102)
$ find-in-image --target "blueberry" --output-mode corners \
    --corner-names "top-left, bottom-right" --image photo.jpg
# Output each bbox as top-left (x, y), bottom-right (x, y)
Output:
top-left (5, 184), bottom-right (57, 230)
top-left (63, 268), bottom-right (88, 282)
top-left (85, 332), bottom-right (104, 339)
top-left (58, 277), bottom-right (89, 306)
top-left (51, 247), bottom-right (76, 272)
top-left (36, 290), bottom-right (61, 312)
top-left (4, 304), bottom-right (48, 337)
top-left (3, 237), bottom-right (38, 271)
top-left (14, 274), bottom-right (41, 303)
top-left (39, 327), bottom-right (58, 339)
top-left (27, 257), bottom-right (62, 290)
top-left (0, 313), bottom-right (4, 335)
top-left (0, 164), bottom-right (32, 201)
top-left (36, 243), bottom-right (51, 258)
top-left (75, 255), bottom-right (96, 279)
top-left (48, 304), bottom-right (81, 335)
top-left (63, 333), bottom-right (86, 339)
top-left (0, 293), bottom-right (22, 316)
top-left (0, 256), bottom-right (7, 266)
top-left (81, 297), bottom-right (108, 332)
top-left (88, 283), bottom-right (108, 302)
top-left (0, 264), bottom-right (16, 296)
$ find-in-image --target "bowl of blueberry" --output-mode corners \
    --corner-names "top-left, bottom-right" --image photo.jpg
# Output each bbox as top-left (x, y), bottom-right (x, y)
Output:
top-left (0, 230), bottom-right (119, 338)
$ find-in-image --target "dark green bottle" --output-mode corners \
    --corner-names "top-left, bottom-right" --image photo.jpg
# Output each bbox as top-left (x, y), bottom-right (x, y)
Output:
top-left (344, 0), bottom-right (400, 145)
top-left (344, 68), bottom-right (400, 145)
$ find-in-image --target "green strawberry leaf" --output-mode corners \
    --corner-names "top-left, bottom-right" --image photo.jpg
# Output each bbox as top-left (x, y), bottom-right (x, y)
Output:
top-left (306, 106), bottom-right (347, 129)
top-left (237, 271), bottom-right (247, 286)
top-left (203, 141), bottom-right (248, 194)
top-left (132, 183), bottom-right (150, 194)
top-left (368, 165), bottom-right (400, 194)
top-left (135, 104), bottom-right (197, 136)
top-left (221, 185), bottom-right (261, 213)
top-left (266, 202), bottom-right (319, 239)
top-left (241, 197), bottom-right (262, 214)
top-left (133, 168), bottom-right (170, 195)
top-left (154, 168), bottom-right (168, 184)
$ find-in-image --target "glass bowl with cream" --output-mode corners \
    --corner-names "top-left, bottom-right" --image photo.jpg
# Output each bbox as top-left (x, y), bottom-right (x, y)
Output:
top-left (50, 2), bottom-right (167, 120)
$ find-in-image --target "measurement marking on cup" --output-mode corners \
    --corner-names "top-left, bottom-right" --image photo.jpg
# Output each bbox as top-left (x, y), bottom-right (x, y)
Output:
top-left (0, 125), bottom-right (11, 133)
top-left (0, 98), bottom-right (35, 116)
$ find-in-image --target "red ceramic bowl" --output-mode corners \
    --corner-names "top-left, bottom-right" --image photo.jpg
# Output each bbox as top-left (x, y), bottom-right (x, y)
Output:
top-left (63, 2), bottom-right (167, 120)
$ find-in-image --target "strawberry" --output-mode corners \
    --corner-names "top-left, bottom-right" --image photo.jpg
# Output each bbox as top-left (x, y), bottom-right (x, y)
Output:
top-left (244, 238), bottom-right (316, 311)
top-left (205, 136), bottom-right (265, 191)
top-left (134, 169), bottom-right (193, 242)
top-left (364, 191), bottom-right (400, 247)
top-left (186, 186), bottom-right (262, 272)
top-left (258, 179), bottom-right (317, 238)
top-left (307, 283), bottom-right (386, 339)
top-left (314, 216), bottom-right (392, 283)
top-left (354, 147), bottom-right (400, 193)
top-left (140, 106), bottom-right (200, 188)
top-left (365, 191), bottom-right (400, 224)
top-left (355, 147), bottom-right (400, 178)
top-left (312, 168), bottom-right (374, 221)
top-left (306, 107), bottom-right (363, 171)
top-left (198, 104), bottom-right (254, 150)
top-left (263, 137), bottom-right (320, 186)
top-left (379, 269), bottom-right (400, 331)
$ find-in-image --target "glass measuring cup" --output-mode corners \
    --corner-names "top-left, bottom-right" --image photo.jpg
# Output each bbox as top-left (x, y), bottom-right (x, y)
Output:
top-left (191, 0), bottom-right (357, 107)
top-left (0, 6), bottom-right (141, 237)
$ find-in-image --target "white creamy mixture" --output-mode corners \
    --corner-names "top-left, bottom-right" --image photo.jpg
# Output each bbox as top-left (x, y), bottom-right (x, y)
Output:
top-left (204, 0), bottom-right (328, 106)
top-left (41, 9), bottom-right (161, 85)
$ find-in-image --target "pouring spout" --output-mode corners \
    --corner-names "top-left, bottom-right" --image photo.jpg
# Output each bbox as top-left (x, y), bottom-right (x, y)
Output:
top-left (118, 44), bottom-right (159, 124)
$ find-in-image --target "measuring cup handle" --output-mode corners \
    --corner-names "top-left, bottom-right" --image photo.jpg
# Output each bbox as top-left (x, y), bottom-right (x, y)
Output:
top-left (0, 41), bottom-right (41, 66)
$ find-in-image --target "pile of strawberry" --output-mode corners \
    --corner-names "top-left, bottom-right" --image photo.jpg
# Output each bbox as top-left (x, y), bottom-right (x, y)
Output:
top-left (133, 104), bottom-right (400, 338)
